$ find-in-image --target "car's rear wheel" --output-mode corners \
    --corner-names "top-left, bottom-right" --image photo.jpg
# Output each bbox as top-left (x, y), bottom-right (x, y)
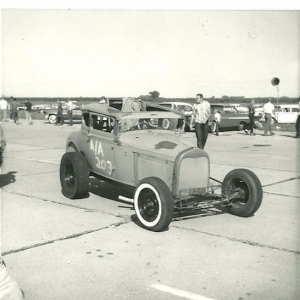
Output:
top-left (134, 177), bottom-right (174, 232)
top-left (210, 121), bottom-right (217, 133)
top-left (238, 122), bottom-right (247, 131)
top-left (48, 115), bottom-right (57, 124)
top-left (222, 169), bottom-right (263, 217)
top-left (186, 118), bottom-right (195, 132)
top-left (60, 152), bottom-right (90, 199)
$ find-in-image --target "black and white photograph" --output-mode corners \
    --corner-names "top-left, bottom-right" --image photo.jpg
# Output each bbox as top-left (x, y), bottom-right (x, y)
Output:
top-left (0, 1), bottom-right (299, 299)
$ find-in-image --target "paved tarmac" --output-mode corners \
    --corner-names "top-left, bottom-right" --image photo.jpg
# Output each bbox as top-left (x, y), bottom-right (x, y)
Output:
top-left (1, 119), bottom-right (299, 300)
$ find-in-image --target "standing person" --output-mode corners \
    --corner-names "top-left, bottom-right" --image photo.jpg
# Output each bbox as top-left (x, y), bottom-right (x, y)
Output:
top-left (263, 98), bottom-right (275, 136)
top-left (99, 96), bottom-right (107, 104)
top-left (66, 99), bottom-right (74, 126)
top-left (191, 94), bottom-right (211, 149)
top-left (294, 101), bottom-right (300, 138)
top-left (11, 98), bottom-right (19, 125)
top-left (9, 97), bottom-right (14, 121)
top-left (246, 99), bottom-right (256, 135)
top-left (176, 106), bottom-right (185, 134)
top-left (55, 99), bottom-right (64, 126)
top-left (24, 99), bottom-right (33, 124)
top-left (0, 123), bottom-right (6, 166)
top-left (213, 109), bottom-right (221, 136)
top-left (0, 97), bottom-right (8, 122)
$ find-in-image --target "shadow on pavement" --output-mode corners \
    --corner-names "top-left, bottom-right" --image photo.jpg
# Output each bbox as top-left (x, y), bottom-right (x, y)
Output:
top-left (0, 171), bottom-right (17, 188)
top-left (173, 206), bottom-right (224, 222)
top-left (279, 134), bottom-right (298, 138)
top-left (89, 177), bottom-right (225, 230)
top-left (89, 178), bottom-right (134, 202)
top-left (130, 207), bottom-right (225, 232)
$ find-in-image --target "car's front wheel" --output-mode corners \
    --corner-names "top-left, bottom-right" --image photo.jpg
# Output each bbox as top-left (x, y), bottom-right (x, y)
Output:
top-left (134, 177), bottom-right (174, 232)
top-left (60, 152), bottom-right (90, 199)
top-left (222, 169), bottom-right (263, 217)
top-left (48, 114), bottom-right (57, 124)
top-left (255, 120), bottom-right (262, 128)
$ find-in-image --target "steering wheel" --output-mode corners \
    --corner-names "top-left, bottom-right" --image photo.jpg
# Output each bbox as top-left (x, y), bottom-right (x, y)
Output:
top-left (129, 120), bottom-right (151, 131)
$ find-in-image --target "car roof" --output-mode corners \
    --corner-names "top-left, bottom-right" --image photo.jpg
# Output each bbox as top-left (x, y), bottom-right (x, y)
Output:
top-left (275, 104), bottom-right (298, 108)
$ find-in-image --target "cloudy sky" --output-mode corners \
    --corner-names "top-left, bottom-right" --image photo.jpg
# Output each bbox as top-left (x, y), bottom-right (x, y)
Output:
top-left (1, 4), bottom-right (300, 99)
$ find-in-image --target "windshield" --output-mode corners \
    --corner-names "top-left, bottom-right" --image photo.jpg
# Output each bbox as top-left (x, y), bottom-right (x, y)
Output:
top-left (119, 116), bottom-right (182, 133)
top-left (177, 105), bottom-right (193, 112)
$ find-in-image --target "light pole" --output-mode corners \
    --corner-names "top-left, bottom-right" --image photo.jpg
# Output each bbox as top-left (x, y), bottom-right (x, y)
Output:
top-left (271, 77), bottom-right (280, 111)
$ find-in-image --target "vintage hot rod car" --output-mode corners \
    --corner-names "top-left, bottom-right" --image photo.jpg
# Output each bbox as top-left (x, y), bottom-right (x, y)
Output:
top-left (60, 101), bottom-right (263, 232)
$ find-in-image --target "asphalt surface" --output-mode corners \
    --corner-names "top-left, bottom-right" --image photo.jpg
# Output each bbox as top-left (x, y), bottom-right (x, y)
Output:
top-left (1, 119), bottom-right (300, 300)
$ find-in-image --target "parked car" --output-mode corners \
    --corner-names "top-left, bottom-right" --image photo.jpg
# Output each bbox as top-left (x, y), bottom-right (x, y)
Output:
top-left (209, 104), bottom-right (260, 132)
top-left (159, 102), bottom-right (195, 131)
top-left (273, 105), bottom-right (298, 124)
top-left (254, 104), bottom-right (264, 113)
top-left (108, 97), bottom-right (182, 130)
top-left (43, 108), bottom-right (82, 124)
top-left (59, 102), bottom-right (263, 232)
top-left (32, 104), bottom-right (51, 111)
top-left (235, 106), bottom-right (249, 113)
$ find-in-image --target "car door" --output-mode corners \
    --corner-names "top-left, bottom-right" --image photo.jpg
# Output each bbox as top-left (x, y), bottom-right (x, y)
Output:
top-left (113, 142), bottom-right (135, 186)
top-left (211, 105), bottom-right (229, 127)
top-left (72, 109), bottom-right (82, 121)
top-left (219, 107), bottom-right (232, 128)
top-left (222, 107), bottom-right (246, 128)
top-left (83, 112), bottom-right (116, 178)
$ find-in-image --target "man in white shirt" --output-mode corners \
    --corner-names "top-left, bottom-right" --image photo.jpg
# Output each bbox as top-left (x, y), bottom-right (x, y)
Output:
top-left (191, 94), bottom-right (211, 149)
top-left (214, 109), bottom-right (221, 136)
top-left (263, 98), bottom-right (275, 136)
top-left (66, 99), bottom-right (74, 126)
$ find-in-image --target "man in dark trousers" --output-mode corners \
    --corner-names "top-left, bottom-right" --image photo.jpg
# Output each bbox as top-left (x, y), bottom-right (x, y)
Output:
top-left (246, 99), bottom-right (256, 135)
top-left (55, 99), bottom-right (64, 126)
top-left (11, 98), bottom-right (19, 125)
top-left (191, 94), bottom-right (211, 149)
top-left (66, 99), bottom-right (74, 126)
top-left (24, 99), bottom-right (33, 124)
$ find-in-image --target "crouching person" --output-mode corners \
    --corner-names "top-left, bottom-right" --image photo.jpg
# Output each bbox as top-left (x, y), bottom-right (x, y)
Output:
top-left (0, 258), bottom-right (24, 299)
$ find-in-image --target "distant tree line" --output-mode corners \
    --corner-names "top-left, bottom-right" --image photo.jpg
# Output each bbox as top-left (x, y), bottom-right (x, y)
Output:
top-left (4, 95), bottom-right (300, 106)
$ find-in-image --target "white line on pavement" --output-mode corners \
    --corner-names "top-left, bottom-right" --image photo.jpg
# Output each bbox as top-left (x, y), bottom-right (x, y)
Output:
top-left (151, 283), bottom-right (216, 300)
top-left (17, 157), bottom-right (60, 164)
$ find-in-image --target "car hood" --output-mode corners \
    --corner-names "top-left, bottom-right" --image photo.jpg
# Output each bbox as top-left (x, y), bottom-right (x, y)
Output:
top-left (117, 130), bottom-right (197, 160)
